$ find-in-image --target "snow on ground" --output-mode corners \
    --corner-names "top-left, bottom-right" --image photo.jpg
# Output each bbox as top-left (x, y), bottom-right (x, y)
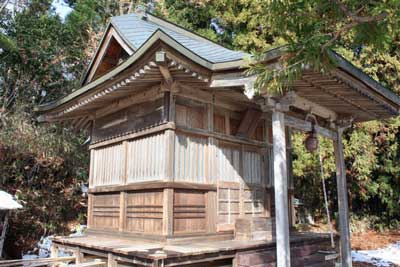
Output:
top-left (22, 225), bottom-right (86, 259)
top-left (352, 241), bottom-right (400, 267)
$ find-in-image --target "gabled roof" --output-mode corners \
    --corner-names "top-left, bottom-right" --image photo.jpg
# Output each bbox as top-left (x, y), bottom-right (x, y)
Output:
top-left (81, 12), bottom-right (249, 85)
top-left (111, 13), bottom-right (249, 64)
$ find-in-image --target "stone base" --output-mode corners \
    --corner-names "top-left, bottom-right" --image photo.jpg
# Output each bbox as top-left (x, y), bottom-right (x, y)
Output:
top-left (235, 238), bottom-right (338, 267)
top-left (235, 217), bottom-right (275, 241)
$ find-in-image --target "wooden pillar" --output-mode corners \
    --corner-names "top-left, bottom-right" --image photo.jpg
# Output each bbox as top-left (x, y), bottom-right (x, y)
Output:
top-left (272, 111), bottom-right (291, 267)
top-left (50, 243), bottom-right (59, 258)
top-left (163, 188), bottom-right (174, 236)
top-left (0, 211), bottom-right (9, 258)
top-left (107, 253), bottom-right (117, 267)
top-left (334, 128), bottom-right (352, 267)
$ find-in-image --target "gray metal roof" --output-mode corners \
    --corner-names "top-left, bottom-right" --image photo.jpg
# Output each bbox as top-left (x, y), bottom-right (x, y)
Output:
top-left (111, 13), bottom-right (249, 64)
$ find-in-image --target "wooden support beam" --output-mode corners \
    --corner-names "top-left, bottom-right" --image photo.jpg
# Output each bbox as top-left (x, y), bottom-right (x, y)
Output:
top-left (210, 73), bottom-right (256, 88)
top-left (107, 253), bottom-right (117, 267)
top-left (163, 188), bottom-right (174, 236)
top-left (236, 108), bottom-right (262, 138)
top-left (0, 212), bottom-right (9, 258)
top-left (334, 128), bottom-right (352, 267)
top-left (290, 91), bottom-right (338, 121)
top-left (159, 65), bottom-right (173, 85)
top-left (119, 191), bottom-right (127, 232)
top-left (94, 86), bottom-right (162, 119)
top-left (272, 111), bottom-right (291, 267)
top-left (284, 115), bottom-right (337, 140)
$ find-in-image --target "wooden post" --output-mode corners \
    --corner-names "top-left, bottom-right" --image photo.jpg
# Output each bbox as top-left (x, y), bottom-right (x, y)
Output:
top-left (163, 188), bottom-right (174, 236)
top-left (0, 211), bottom-right (9, 258)
top-left (107, 253), bottom-right (117, 267)
top-left (334, 128), bottom-right (352, 267)
top-left (272, 111), bottom-right (291, 267)
top-left (74, 247), bottom-right (84, 264)
top-left (50, 244), bottom-right (59, 258)
top-left (119, 191), bottom-right (127, 232)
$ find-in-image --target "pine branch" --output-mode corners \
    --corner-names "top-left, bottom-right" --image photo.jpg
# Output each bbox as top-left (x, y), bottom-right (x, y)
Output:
top-left (322, 0), bottom-right (388, 50)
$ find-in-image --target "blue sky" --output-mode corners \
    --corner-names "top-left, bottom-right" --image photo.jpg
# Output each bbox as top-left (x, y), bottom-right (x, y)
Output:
top-left (51, 0), bottom-right (73, 20)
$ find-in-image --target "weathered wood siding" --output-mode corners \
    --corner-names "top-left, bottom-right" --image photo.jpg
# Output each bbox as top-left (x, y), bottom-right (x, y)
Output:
top-left (91, 144), bottom-right (125, 187)
top-left (92, 98), bottom-right (163, 143)
top-left (217, 184), bottom-right (240, 226)
top-left (175, 98), bottom-right (206, 130)
top-left (216, 144), bottom-right (241, 183)
top-left (126, 133), bottom-right (166, 183)
top-left (173, 190), bottom-right (206, 234)
top-left (243, 150), bottom-right (263, 185)
top-left (125, 190), bottom-right (163, 234)
top-left (174, 133), bottom-right (207, 183)
top-left (91, 193), bottom-right (120, 230)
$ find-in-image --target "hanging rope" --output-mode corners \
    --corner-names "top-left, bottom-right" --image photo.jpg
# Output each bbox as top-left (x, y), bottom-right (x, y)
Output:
top-left (305, 114), bottom-right (335, 248)
top-left (318, 142), bottom-right (336, 249)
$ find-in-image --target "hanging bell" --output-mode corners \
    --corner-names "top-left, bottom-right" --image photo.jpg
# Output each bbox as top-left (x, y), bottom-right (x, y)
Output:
top-left (304, 122), bottom-right (319, 152)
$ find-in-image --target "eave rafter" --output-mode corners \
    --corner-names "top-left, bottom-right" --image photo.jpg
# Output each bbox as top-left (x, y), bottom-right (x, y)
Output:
top-left (40, 50), bottom-right (212, 123)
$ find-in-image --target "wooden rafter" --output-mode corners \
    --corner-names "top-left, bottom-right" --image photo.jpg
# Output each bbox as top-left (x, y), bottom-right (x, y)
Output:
top-left (301, 76), bottom-right (379, 120)
top-left (236, 108), bottom-right (262, 138)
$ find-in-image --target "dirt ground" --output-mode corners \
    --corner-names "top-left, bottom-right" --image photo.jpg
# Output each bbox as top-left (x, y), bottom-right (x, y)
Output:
top-left (352, 230), bottom-right (400, 250)
top-left (351, 230), bottom-right (400, 267)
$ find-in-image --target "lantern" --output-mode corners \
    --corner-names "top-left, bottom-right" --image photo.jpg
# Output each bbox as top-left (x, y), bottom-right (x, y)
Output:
top-left (304, 121), bottom-right (319, 152)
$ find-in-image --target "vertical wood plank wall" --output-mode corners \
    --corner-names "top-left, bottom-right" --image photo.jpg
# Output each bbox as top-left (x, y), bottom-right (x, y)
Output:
top-left (91, 144), bottom-right (125, 187)
top-left (174, 133), bottom-right (207, 183)
top-left (126, 133), bottom-right (166, 183)
top-left (88, 94), bottom-right (297, 236)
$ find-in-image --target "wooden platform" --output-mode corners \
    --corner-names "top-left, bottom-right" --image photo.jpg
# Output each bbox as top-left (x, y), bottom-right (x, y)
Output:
top-left (52, 232), bottom-right (337, 267)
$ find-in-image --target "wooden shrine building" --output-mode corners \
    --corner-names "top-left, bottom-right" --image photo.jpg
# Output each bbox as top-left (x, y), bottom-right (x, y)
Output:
top-left (37, 9), bottom-right (400, 267)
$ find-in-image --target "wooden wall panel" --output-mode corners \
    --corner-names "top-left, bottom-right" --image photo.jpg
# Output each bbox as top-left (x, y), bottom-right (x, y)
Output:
top-left (175, 98), bottom-right (206, 130)
top-left (92, 98), bottom-right (163, 142)
top-left (91, 144), bottom-right (125, 187)
top-left (243, 186), bottom-right (265, 217)
top-left (173, 190), bottom-right (206, 234)
top-left (91, 193), bottom-right (120, 230)
top-left (126, 133), bottom-right (166, 183)
top-left (174, 133), bottom-right (207, 183)
top-left (243, 150), bottom-right (262, 185)
top-left (216, 144), bottom-right (241, 183)
top-left (125, 190), bottom-right (163, 234)
top-left (217, 184), bottom-right (240, 227)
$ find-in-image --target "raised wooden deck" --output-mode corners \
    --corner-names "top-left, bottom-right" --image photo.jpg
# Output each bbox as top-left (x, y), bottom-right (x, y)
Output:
top-left (52, 232), bottom-right (337, 267)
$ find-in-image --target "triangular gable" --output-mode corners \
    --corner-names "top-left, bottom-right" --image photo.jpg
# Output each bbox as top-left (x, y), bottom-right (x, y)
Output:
top-left (82, 25), bottom-right (134, 85)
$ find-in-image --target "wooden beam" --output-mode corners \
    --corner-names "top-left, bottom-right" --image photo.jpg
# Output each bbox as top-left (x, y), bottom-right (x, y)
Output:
top-left (0, 212), bottom-right (8, 258)
top-left (284, 115), bottom-right (337, 140)
top-left (290, 91), bottom-right (338, 121)
top-left (159, 65), bottom-right (173, 85)
top-left (334, 128), bottom-right (352, 267)
top-left (119, 191), bottom-right (127, 232)
top-left (94, 85), bottom-right (162, 119)
top-left (236, 108), bottom-right (262, 138)
top-left (162, 188), bottom-right (174, 236)
top-left (210, 73), bottom-right (256, 88)
top-left (272, 110), bottom-right (291, 267)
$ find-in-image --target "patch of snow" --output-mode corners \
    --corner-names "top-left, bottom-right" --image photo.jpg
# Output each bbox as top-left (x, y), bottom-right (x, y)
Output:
top-left (352, 241), bottom-right (400, 267)
top-left (22, 254), bottom-right (39, 260)
top-left (22, 225), bottom-right (86, 259)
top-left (69, 224), bottom-right (87, 237)
top-left (0, 190), bottom-right (22, 210)
top-left (51, 0), bottom-right (73, 21)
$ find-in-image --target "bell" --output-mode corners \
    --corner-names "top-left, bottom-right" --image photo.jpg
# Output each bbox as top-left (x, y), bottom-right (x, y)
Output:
top-left (304, 122), bottom-right (319, 152)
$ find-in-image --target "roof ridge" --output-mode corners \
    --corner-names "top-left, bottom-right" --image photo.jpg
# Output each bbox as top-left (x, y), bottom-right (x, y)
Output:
top-left (111, 12), bottom-right (248, 56)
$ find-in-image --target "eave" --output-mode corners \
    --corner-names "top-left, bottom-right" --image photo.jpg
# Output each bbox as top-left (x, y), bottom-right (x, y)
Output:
top-left (36, 29), bottom-right (246, 115)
